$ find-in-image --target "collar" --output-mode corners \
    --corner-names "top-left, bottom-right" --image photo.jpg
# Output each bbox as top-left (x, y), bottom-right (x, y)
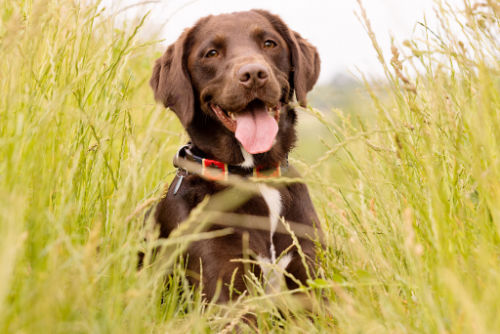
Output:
top-left (173, 143), bottom-right (288, 181)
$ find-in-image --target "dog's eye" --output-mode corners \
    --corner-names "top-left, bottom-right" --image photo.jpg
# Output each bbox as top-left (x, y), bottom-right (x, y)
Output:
top-left (205, 49), bottom-right (219, 58)
top-left (263, 40), bottom-right (277, 49)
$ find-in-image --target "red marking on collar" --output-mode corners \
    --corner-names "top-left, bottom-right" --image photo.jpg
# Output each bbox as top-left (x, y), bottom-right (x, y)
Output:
top-left (202, 159), bottom-right (228, 181)
top-left (254, 163), bottom-right (281, 178)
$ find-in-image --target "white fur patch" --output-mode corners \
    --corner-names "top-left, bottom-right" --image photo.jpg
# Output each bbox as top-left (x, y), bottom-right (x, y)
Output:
top-left (258, 184), bottom-right (281, 262)
top-left (257, 254), bottom-right (292, 293)
top-left (238, 146), bottom-right (254, 168)
top-left (255, 168), bottom-right (290, 292)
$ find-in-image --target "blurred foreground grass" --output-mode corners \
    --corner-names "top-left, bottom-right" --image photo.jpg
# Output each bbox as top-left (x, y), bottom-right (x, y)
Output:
top-left (0, 0), bottom-right (499, 333)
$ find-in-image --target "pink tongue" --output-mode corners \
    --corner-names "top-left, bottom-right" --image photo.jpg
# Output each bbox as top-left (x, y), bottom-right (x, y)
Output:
top-left (235, 105), bottom-right (278, 154)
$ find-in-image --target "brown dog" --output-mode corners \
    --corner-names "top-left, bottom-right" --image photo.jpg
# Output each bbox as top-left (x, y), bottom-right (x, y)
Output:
top-left (150, 9), bottom-right (321, 302)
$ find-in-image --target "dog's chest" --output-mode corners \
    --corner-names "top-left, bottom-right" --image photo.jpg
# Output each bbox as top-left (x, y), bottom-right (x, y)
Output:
top-left (258, 184), bottom-right (282, 237)
top-left (257, 184), bottom-right (285, 262)
top-left (239, 146), bottom-right (283, 244)
top-left (257, 184), bottom-right (293, 291)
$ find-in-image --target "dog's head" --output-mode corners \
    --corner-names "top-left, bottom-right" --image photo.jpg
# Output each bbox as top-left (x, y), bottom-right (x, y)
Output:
top-left (151, 10), bottom-right (320, 165)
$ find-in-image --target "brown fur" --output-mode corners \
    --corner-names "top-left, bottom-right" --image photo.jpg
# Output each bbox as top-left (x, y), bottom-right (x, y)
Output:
top-left (150, 9), bottom-right (321, 302)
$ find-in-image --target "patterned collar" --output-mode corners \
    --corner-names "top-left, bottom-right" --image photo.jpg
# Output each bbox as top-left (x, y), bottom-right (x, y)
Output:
top-left (173, 143), bottom-right (288, 181)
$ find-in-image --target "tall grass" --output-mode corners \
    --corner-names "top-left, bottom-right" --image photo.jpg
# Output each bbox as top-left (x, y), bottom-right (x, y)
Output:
top-left (0, 0), bottom-right (499, 333)
top-left (0, 1), bottom-right (185, 332)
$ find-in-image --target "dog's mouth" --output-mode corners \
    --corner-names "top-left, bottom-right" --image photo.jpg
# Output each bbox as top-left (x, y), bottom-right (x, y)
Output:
top-left (210, 99), bottom-right (280, 154)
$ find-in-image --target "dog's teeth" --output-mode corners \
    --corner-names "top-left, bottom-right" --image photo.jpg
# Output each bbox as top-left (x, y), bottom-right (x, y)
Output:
top-left (268, 106), bottom-right (279, 115)
top-left (228, 112), bottom-right (236, 120)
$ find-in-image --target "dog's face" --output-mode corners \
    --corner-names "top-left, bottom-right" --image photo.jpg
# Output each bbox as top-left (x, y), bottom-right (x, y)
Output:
top-left (187, 12), bottom-right (290, 154)
top-left (151, 10), bottom-right (320, 161)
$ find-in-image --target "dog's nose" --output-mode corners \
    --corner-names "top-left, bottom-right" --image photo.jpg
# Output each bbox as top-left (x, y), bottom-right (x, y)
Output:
top-left (238, 63), bottom-right (269, 88)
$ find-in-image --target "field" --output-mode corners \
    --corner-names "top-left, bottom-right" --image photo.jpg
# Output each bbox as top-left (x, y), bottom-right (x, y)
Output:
top-left (1, 0), bottom-right (499, 332)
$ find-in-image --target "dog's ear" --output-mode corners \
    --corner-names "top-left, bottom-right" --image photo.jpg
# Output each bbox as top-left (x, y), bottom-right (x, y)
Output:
top-left (289, 31), bottom-right (321, 107)
top-left (253, 10), bottom-right (320, 107)
top-left (150, 29), bottom-right (194, 127)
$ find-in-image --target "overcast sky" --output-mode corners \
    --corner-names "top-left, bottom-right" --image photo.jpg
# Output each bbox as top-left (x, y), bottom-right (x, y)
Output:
top-left (103, 0), bottom-right (462, 83)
